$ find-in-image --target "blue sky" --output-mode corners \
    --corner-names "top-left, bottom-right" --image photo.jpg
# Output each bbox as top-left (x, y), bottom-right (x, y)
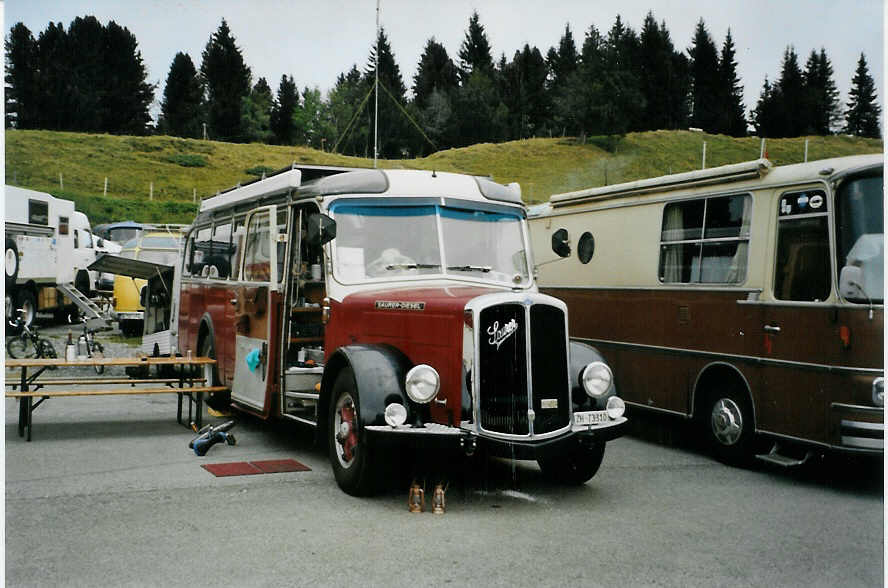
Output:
top-left (4, 0), bottom-right (884, 125)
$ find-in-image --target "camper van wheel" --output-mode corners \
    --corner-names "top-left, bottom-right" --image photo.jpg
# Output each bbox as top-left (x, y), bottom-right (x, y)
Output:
top-left (200, 336), bottom-right (229, 411)
top-left (704, 387), bottom-right (754, 465)
top-left (328, 367), bottom-right (378, 496)
top-left (16, 289), bottom-right (36, 329)
top-left (5, 239), bottom-right (18, 287)
top-left (537, 440), bottom-right (605, 485)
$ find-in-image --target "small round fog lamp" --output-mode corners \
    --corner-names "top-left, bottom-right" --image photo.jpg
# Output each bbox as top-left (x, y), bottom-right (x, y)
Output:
top-left (606, 396), bottom-right (626, 419)
top-left (384, 403), bottom-right (408, 427)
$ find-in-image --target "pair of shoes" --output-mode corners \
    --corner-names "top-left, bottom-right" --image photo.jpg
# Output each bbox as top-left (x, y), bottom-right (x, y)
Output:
top-left (432, 484), bottom-right (446, 514)
top-left (408, 482), bottom-right (424, 513)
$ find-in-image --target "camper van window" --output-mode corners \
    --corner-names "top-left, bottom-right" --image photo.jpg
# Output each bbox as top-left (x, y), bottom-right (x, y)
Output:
top-left (82, 230), bottom-right (93, 248)
top-left (276, 209), bottom-right (289, 283)
top-left (774, 189), bottom-right (830, 301)
top-left (190, 227), bottom-right (212, 277)
top-left (230, 217), bottom-right (246, 281)
top-left (59, 216), bottom-right (69, 235)
top-left (659, 194), bottom-right (751, 284)
top-left (212, 222), bottom-right (233, 279)
top-left (835, 174), bottom-right (883, 303)
top-left (244, 211), bottom-right (272, 282)
top-left (28, 200), bottom-right (49, 225)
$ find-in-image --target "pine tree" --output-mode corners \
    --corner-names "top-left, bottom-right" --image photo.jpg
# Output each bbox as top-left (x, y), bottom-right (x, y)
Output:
top-left (547, 24), bottom-right (578, 94)
top-left (751, 76), bottom-right (781, 138)
top-left (501, 44), bottom-right (550, 139)
top-left (458, 11), bottom-right (495, 83)
top-left (413, 38), bottom-right (458, 111)
top-left (271, 75), bottom-right (298, 145)
top-left (34, 22), bottom-right (71, 130)
top-left (597, 15), bottom-right (644, 135)
top-left (843, 53), bottom-right (881, 138)
top-left (364, 27), bottom-right (410, 157)
top-left (159, 52), bottom-right (204, 138)
top-left (717, 29), bottom-right (747, 136)
top-left (776, 46), bottom-right (805, 136)
top-left (5, 23), bottom-right (39, 129)
top-left (66, 16), bottom-right (105, 132)
top-left (688, 19), bottom-right (720, 132)
top-left (101, 20), bottom-right (154, 135)
top-left (639, 13), bottom-right (689, 131)
top-left (200, 19), bottom-right (252, 142)
top-left (326, 65), bottom-right (371, 156)
top-left (803, 49), bottom-right (840, 135)
top-left (242, 77), bottom-right (273, 143)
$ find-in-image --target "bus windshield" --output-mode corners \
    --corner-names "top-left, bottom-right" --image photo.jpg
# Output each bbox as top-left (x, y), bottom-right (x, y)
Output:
top-left (331, 203), bottom-right (530, 287)
top-left (835, 173), bottom-right (883, 303)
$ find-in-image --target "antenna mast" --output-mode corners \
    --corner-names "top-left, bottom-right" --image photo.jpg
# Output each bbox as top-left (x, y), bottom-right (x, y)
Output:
top-left (373, 0), bottom-right (380, 168)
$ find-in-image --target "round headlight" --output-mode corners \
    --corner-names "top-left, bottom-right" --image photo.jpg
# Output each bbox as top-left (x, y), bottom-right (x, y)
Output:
top-left (384, 403), bottom-right (408, 427)
top-left (405, 364), bottom-right (440, 404)
top-left (581, 361), bottom-right (613, 398)
top-left (606, 396), bottom-right (625, 419)
top-left (873, 377), bottom-right (884, 407)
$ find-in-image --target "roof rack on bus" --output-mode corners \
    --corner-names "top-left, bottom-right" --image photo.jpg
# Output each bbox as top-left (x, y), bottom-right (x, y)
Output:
top-left (199, 163), bottom-right (371, 213)
top-left (549, 158), bottom-right (772, 208)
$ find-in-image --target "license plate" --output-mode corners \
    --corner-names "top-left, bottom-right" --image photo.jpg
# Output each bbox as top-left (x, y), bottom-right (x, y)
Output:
top-left (574, 411), bottom-right (609, 426)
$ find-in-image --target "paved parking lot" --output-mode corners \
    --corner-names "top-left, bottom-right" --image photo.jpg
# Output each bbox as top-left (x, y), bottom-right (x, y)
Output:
top-left (4, 321), bottom-right (884, 587)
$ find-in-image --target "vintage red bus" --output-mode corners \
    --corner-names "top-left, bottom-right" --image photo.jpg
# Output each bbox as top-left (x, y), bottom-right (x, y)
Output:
top-left (171, 165), bottom-right (627, 495)
top-left (529, 154), bottom-right (883, 466)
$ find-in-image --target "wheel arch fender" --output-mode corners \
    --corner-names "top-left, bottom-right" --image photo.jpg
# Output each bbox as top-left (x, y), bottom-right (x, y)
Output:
top-left (691, 361), bottom-right (755, 424)
top-left (318, 344), bottom-right (412, 441)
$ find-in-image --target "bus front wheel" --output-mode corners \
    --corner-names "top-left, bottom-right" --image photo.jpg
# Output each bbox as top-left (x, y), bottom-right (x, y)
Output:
top-left (703, 386), bottom-right (754, 465)
top-left (328, 367), bottom-right (378, 496)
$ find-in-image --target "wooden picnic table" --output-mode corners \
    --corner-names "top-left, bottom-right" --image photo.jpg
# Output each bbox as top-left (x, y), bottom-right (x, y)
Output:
top-left (5, 356), bottom-right (228, 441)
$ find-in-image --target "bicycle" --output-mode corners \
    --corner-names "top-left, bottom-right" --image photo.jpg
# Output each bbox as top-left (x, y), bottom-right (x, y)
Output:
top-left (6, 309), bottom-right (58, 362)
top-left (71, 315), bottom-right (106, 375)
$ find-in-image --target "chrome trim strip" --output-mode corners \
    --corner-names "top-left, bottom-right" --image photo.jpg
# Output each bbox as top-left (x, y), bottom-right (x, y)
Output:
top-left (840, 420), bottom-right (884, 432)
top-left (840, 436), bottom-right (884, 449)
top-left (832, 402), bottom-right (884, 411)
top-left (575, 336), bottom-right (883, 376)
top-left (281, 413), bottom-right (318, 427)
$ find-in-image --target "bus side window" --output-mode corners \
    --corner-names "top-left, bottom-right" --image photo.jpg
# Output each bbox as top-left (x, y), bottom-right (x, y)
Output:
top-left (230, 222), bottom-right (246, 281)
top-left (191, 227), bottom-right (212, 277)
top-left (183, 234), bottom-right (195, 276)
top-left (276, 208), bottom-right (289, 283)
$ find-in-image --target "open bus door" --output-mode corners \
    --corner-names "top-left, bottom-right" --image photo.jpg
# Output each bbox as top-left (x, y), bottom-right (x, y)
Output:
top-left (231, 206), bottom-right (286, 414)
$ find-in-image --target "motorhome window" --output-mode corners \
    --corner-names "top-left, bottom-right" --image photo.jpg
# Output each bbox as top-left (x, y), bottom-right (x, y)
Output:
top-left (330, 203), bottom-right (530, 286)
top-left (28, 200), bottom-right (48, 225)
top-left (244, 211), bottom-right (272, 282)
top-left (58, 216), bottom-right (69, 235)
top-left (190, 227), bottom-right (212, 277)
top-left (774, 189), bottom-right (830, 301)
top-left (82, 230), bottom-right (93, 248)
top-left (276, 209), bottom-right (289, 283)
top-left (108, 227), bottom-right (140, 243)
top-left (141, 236), bottom-right (180, 248)
top-left (835, 174), bottom-right (883, 303)
top-left (210, 222), bottom-right (233, 279)
top-left (74, 230), bottom-right (79, 248)
top-left (139, 249), bottom-right (179, 266)
top-left (230, 217), bottom-right (246, 281)
top-left (659, 194), bottom-right (751, 284)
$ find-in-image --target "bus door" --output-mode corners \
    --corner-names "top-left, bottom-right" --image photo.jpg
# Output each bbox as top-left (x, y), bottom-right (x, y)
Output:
top-left (232, 206), bottom-right (285, 414)
top-left (759, 188), bottom-right (833, 441)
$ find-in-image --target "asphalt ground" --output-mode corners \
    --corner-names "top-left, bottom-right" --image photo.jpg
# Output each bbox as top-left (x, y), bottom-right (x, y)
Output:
top-left (4, 319), bottom-right (885, 587)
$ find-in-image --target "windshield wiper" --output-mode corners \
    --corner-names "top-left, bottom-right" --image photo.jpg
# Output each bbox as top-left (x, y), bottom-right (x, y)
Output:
top-left (447, 265), bottom-right (492, 273)
top-left (385, 263), bottom-right (440, 270)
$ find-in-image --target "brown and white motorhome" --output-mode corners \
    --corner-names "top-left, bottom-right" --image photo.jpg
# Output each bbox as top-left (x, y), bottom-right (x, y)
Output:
top-left (528, 154), bottom-right (883, 465)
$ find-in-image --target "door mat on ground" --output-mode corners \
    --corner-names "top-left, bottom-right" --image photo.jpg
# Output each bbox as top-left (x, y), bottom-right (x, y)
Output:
top-left (202, 459), bottom-right (311, 477)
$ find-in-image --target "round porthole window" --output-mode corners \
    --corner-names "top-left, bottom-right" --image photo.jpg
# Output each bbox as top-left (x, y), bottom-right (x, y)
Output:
top-left (577, 232), bottom-right (595, 264)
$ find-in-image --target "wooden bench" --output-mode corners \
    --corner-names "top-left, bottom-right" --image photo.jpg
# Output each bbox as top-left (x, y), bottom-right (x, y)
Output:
top-left (6, 356), bottom-right (227, 441)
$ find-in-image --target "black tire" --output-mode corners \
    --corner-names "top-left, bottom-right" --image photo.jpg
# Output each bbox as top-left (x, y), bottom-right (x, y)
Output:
top-left (16, 289), bottom-right (37, 330)
top-left (200, 335), bottom-right (230, 411)
top-left (5, 238), bottom-right (19, 287)
top-left (328, 367), bottom-right (378, 496)
top-left (702, 386), bottom-right (755, 465)
top-left (537, 440), bottom-right (606, 485)
top-left (90, 340), bottom-right (105, 374)
top-left (6, 335), bottom-right (33, 359)
top-left (37, 338), bottom-right (57, 359)
top-left (119, 319), bottom-right (141, 337)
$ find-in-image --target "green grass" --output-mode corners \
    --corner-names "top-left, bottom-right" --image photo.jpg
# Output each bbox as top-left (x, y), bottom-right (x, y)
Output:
top-left (6, 129), bottom-right (882, 223)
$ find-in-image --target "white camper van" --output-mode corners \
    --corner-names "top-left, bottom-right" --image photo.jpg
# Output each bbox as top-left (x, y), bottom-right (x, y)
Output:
top-left (5, 186), bottom-right (98, 326)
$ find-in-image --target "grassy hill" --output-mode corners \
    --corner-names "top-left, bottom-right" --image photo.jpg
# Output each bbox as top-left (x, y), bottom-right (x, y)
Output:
top-left (5, 129), bottom-right (882, 225)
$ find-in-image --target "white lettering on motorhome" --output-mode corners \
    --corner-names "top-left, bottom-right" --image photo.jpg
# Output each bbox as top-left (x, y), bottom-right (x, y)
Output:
top-left (487, 319), bottom-right (518, 349)
top-left (375, 301), bottom-right (425, 311)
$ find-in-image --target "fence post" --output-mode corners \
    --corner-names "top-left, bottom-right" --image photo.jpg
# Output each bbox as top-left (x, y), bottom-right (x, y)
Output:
top-left (103, 177), bottom-right (108, 196)
top-left (702, 141), bottom-right (707, 170)
top-left (150, 182), bottom-right (154, 201)
top-left (193, 188), bottom-right (197, 203)
top-left (59, 173), bottom-right (63, 190)
top-left (804, 138), bottom-right (809, 162)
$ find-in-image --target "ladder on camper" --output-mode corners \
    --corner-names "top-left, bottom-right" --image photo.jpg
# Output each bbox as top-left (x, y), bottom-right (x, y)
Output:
top-left (56, 283), bottom-right (110, 331)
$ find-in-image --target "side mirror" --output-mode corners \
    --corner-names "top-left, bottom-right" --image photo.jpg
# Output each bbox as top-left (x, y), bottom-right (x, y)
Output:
top-left (551, 228), bottom-right (571, 258)
top-left (307, 213), bottom-right (337, 246)
top-left (839, 265), bottom-right (865, 300)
